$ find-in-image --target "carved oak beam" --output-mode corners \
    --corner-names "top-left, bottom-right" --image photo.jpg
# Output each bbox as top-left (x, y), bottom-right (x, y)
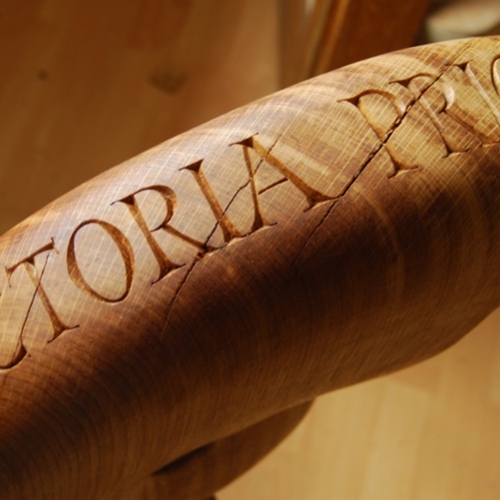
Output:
top-left (1, 36), bottom-right (500, 499)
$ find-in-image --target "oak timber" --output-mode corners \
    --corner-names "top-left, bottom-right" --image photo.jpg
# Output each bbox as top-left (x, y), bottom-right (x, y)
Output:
top-left (2, 11), bottom-right (500, 500)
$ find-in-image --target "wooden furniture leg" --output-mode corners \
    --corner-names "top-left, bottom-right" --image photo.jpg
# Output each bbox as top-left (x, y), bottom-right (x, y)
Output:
top-left (280, 0), bottom-right (433, 85)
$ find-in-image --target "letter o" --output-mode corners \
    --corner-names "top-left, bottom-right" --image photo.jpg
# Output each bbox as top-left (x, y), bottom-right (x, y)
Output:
top-left (67, 219), bottom-right (135, 303)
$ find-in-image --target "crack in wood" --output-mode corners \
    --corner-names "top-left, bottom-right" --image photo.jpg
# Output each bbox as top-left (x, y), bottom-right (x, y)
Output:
top-left (1, 40), bottom-right (488, 373)
top-left (286, 41), bottom-right (477, 343)
top-left (162, 134), bottom-right (285, 326)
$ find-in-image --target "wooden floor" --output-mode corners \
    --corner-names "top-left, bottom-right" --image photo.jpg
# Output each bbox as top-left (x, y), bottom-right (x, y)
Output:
top-left (220, 314), bottom-right (500, 499)
top-left (1, 1), bottom-right (499, 499)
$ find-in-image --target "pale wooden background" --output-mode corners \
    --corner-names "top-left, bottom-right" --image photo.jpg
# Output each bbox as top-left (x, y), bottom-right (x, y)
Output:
top-left (1, 1), bottom-right (499, 499)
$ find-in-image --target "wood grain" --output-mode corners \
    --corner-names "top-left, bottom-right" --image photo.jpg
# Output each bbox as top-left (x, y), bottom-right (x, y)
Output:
top-left (2, 14), bottom-right (500, 500)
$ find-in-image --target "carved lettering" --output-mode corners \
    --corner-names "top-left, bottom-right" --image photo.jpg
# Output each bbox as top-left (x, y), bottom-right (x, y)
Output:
top-left (450, 60), bottom-right (500, 139)
top-left (0, 339), bottom-right (27, 370)
top-left (6, 241), bottom-right (77, 344)
top-left (397, 71), bottom-right (486, 155)
top-left (0, 273), bottom-right (28, 369)
top-left (344, 89), bottom-right (409, 141)
top-left (5, 50), bottom-right (500, 376)
top-left (492, 56), bottom-right (500, 96)
top-left (235, 136), bottom-right (334, 209)
top-left (343, 64), bottom-right (500, 176)
top-left (231, 137), bottom-right (272, 231)
top-left (342, 86), bottom-right (420, 176)
top-left (116, 185), bottom-right (209, 282)
top-left (67, 220), bottom-right (135, 302)
top-left (181, 160), bottom-right (243, 242)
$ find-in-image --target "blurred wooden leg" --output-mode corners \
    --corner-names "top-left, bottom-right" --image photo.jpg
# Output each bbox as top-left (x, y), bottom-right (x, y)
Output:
top-left (311, 0), bottom-right (433, 74)
top-left (280, 0), bottom-right (433, 85)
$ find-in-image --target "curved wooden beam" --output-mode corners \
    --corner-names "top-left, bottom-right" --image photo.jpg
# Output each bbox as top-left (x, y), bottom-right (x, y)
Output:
top-left (1, 36), bottom-right (500, 498)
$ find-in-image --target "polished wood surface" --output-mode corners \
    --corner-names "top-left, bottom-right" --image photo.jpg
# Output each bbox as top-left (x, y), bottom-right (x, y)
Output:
top-left (1, 2), bottom-right (500, 499)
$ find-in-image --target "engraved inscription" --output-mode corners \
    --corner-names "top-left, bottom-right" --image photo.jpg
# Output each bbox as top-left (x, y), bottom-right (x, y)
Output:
top-left (451, 59), bottom-right (500, 139)
top-left (3, 47), bottom-right (500, 373)
top-left (116, 186), bottom-right (209, 282)
top-left (344, 61), bottom-right (500, 178)
top-left (342, 87), bottom-right (418, 176)
top-left (231, 137), bottom-right (272, 231)
top-left (181, 160), bottom-right (243, 243)
top-left (398, 70), bottom-right (487, 153)
top-left (67, 220), bottom-right (135, 302)
top-left (0, 327), bottom-right (27, 370)
top-left (6, 241), bottom-right (77, 343)
top-left (236, 135), bottom-right (335, 209)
